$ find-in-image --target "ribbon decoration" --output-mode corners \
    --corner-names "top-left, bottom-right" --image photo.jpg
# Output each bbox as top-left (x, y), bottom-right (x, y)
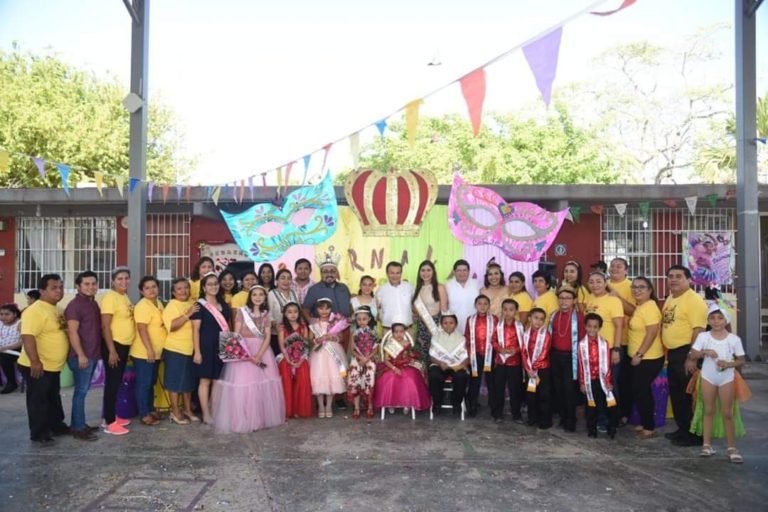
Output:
top-left (284, 161), bottom-right (294, 195)
top-left (663, 199), bottom-right (677, 208)
top-left (614, 203), bottom-right (627, 217)
top-left (129, 177), bottom-right (140, 193)
top-left (460, 68), bottom-right (487, 136)
top-left (176, 184), bottom-right (183, 201)
top-left (162, 184), bottom-right (170, 203)
top-left (591, 0), bottom-right (637, 17)
top-left (320, 143), bottom-right (333, 174)
top-left (185, 185), bottom-right (192, 202)
top-left (375, 119), bottom-right (388, 140)
top-left (211, 186), bottom-right (222, 206)
top-left (56, 163), bottom-right (71, 196)
top-left (522, 26), bottom-right (563, 106)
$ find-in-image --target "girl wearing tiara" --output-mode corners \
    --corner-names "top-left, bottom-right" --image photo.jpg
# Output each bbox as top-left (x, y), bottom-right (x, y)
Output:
top-left (277, 302), bottom-right (314, 419)
top-left (346, 306), bottom-right (379, 420)
top-left (309, 298), bottom-right (347, 418)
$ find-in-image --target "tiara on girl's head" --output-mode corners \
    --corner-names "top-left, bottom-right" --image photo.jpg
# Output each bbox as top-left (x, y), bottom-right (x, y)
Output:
top-left (249, 284), bottom-right (268, 292)
top-left (203, 271), bottom-right (218, 278)
top-left (354, 306), bottom-right (373, 316)
top-left (565, 260), bottom-right (581, 267)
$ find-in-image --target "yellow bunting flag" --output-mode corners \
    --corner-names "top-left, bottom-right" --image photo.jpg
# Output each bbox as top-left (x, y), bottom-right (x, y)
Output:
top-left (211, 186), bottom-right (221, 205)
top-left (115, 176), bottom-right (125, 198)
top-left (405, 99), bottom-right (423, 148)
top-left (0, 150), bottom-right (9, 173)
top-left (94, 172), bottom-right (104, 196)
top-left (276, 167), bottom-right (283, 189)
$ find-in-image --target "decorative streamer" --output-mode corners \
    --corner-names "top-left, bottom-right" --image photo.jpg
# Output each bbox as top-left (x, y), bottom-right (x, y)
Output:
top-left (32, 157), bottom-right (46, 181)
top-left (459, 68), bottom-right (487, 136)
top-left (248, 176), bottom-right (254, 200)
top-left (231, 182), bottom-right (238, 203)
top-left (284, 161), bottom-right (294, 194)
top-left (321, 143), bottom-right (333, 173)
top-left (590, 205), bottom-right (604, 215)
top-left (94, 172), bottom-right (104, 197)
top-left (211, 186), bottom-right (222, 206)
top-left (685, 195), bottom-right (698, 216)
top-left (162, 184), bottom-right (170, 203)
top-left (239, 180), bottom-right (246, 203)
top-left (614, 203), bottom-right (627, 217)
top-left (129, 177), bottom-right (140, 193)
top-left (725, 188), bottom-right (736, 200)
top-left (56, 163), bottom-right (71, 195)
top-left (591, 0), bottom-right (637, 17)
top-left (206, 186), bottom-right (213, 199)
top-left (663, 199), bottom-right (677, 208)
top-left (638, 201), bottom-right (650, 219)
top-left (0, 151), bottom-right (9, 173)
top-left (185, 185), bottom-right (192, 202)
top-left (522, 27), bottom-right (563, 106)
top-left (115, 176), bottom-right (125, 198)
top-left (706, 193), bottom-right (718, 207)
top-left (349, 132), bottom-right (361, 168)
top-left (276, 167), bottom-right (283, 191)
top-left (405, 99), bottom-right (423, 148)
top-left (261, 173), bottom-right (267, 190)
top-left (147, 181), bottom-right (155, 202)
top-left (176, 184), bottom-right (183, 201)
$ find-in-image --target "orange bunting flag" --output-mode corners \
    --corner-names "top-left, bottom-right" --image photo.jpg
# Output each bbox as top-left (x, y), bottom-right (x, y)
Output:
top-left (94, 172), bottom-right (104, 197)
top-left (590, 205), bottom-right (604, 215)
top-left (460, 68), bottom-right (487, 136)
top-left (591, 0), bottom-right (637, 16)
top-left (405, 99), bottom-right (423, 148)
top-left (162, 184), bottom-right (170, 203)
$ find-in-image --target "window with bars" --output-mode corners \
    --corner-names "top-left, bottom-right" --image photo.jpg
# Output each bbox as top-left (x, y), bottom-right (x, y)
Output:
top-left (602, 207), bottom-right (735, 298)
top-left (16, 217), bottom-right (116, 291)
top-left (145, 213), bottom-right (191, 301)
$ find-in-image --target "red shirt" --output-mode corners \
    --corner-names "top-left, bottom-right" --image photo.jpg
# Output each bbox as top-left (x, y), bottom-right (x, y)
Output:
top-left (491, 320), bottom-right (522, 367)
top-left (464, 313), bottom-right (497, 355)
top-left (550, 310), bottom-right (585, 352)
top-left (577, 336), bottom-right (613, 388)
top-left (523, 327), bottom-right (551, 372)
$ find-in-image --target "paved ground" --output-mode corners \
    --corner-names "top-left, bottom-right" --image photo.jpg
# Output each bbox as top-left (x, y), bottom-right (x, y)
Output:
top-left (1, 364), bottom-right (766, 512)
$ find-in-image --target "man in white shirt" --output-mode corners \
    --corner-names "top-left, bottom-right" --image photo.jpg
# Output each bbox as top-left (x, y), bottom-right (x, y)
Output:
top-left (375, 261), bottom-right (414, 329)
top-left (445, 259), bottom-right (481, 333)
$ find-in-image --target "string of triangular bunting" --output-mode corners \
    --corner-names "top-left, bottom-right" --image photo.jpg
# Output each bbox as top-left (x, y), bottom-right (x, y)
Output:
top-left (0, 0), bottom-right (638, 201)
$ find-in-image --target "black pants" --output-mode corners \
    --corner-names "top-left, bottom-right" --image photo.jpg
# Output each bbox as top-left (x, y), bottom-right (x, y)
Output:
top-left (618, 346), bottom-right (632, 419)
top-left (428, 366), bottom-right (468, 413)
top-left (550, 350), bottom-right (578, 431)
top-left (270, 333), bottom-right (280, 359)
top-left (631, 357), bottom-right (665, 431)
top-left (466, 353), bottom-right (492, 414)
top-left (585, 379), bottom-right (618, 436)
top-left (1, 353), bottom-right (19, 389)
top-left (667, 344), bottom-right (693, 433)
top-left (490, 365), bottom-right (523, 419)
top-left (102, 342), bottom-right (131, 424)
top-left (526, 368), bottom-right (552, 428)
top-left (18, 366), bottom-right (66, 441)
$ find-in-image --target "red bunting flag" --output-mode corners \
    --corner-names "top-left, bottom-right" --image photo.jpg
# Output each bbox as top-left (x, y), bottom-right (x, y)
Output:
top-left (725, 188), bottom-right (736, 200)
top-left (460, 68), bottom-right (487, 136)
top-left (185, 186), bottom-right (192, 201)
top-left (591, 0), bottom-right (637, 16)
top-left (663, 199), bottom-right (677, 208)
top-left (590, 205), bottom-right (604, 215)
top-left (321, 143), bottom-right (332, 173)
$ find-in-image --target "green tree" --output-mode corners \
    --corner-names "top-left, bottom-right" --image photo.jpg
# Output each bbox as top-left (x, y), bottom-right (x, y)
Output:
top-left (338, 106), bottom-right (618, 185)
top-left (0, 47), bottom-right (194, 188)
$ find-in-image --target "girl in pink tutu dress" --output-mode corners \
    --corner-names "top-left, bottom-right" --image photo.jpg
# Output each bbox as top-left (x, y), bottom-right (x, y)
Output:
top-left (373, 321), bottom-right (431, 415)
top-left (309, 298), bottom-right (347, 419)
top-left (211, 285), bottom-right (285, 433)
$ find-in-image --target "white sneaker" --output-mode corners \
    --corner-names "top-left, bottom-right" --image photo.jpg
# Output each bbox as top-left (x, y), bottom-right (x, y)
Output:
top-left (403, 407), bottom-right (410, 414)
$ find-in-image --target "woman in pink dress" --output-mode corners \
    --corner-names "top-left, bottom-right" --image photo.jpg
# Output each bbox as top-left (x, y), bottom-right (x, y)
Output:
top-left (211, 285), bottom-right (285, 433)
top-left (373, 322), bottom-right (430, 414)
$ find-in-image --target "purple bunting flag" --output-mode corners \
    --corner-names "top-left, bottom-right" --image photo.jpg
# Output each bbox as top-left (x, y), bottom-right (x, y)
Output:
top-left (522, 26), bottom-right (563, 106)
top-left (147, 181), bottom-right (155, 202)
top-left (32, 157), bottom-right (46, 181)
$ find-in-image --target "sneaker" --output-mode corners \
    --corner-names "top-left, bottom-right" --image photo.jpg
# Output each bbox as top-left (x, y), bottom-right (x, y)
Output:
top-left (597, 425), bottom-right (608, 434)
top-left (115, 417), bottom-right (131, 427)
top-left (103, 421), bottom-right (129, 436)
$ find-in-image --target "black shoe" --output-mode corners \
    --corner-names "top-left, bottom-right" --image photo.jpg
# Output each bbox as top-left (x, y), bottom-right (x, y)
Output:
top-left (452, 408), bottom-right (462, 417)
top-left (588, 432), bottom-right (597, 438)
top-left (85, 424), bottom-right (100, 434)
top-left (1, 385), bottom-right (18, 394)
top-left (493, 416), bottom-right (503, 423)
top-left (672, 434), bottom-right (702, 447)
top-left (52, 425), bottom-right (71, 437)
top-left (432, 406), bottom-right (442, 416)
top-left (32, 436), bottom-right (55, 446)
top-left (664, 429), bottom-right (684, 440)
top-left (72, 429), bottom-right (98, 442)
top-left (608, 430), bottom-right (617, 439)
top-left (335, 399), bottom-right (347, 410)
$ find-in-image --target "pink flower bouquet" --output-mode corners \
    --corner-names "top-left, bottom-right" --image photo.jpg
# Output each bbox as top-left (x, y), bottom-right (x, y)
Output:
top-left (218, 332), bottom-right (251, 362)
top-left (284, 332), bottom-right (312, 365)
top-left (354, 327), bottom-right (378, 358)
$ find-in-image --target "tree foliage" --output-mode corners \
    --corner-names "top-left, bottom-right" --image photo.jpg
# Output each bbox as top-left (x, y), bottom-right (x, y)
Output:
top-left (339, 106), bottom-right (618, 185)
top-left (0, 47), bottom-right (193, 187)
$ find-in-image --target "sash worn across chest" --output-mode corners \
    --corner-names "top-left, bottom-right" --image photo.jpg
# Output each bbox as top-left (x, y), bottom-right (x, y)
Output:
top-left (414, 296), bottom-right (439, 336)
top-left (311, 320), bottom-right (347, 377)
top-left (522, 328), bottom-right (547, 392)
top-left (429, 331), bottom-right (468, 368)
top-left (198, 299), bottom-right (229, 332)
top-left (496, 320), bottom-right (524, 363)
top-left (469, 314), bottom-right (494, 376)
top-left (578, 335), bottom-right (616, 408)
top-left (239, 307), bottom-right (265, 337)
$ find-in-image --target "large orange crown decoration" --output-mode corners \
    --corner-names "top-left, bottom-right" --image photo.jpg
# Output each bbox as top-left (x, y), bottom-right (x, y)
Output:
top-left (344, 168), bottom-right (438, 236)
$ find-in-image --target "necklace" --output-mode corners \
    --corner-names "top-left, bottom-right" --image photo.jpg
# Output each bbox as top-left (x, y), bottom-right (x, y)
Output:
top-left (556, 311), bottom-right (571, 338)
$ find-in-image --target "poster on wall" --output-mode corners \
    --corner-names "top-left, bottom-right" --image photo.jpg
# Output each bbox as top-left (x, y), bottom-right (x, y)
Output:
top-left (199, 242), bottom-right (250, 273)
top-left (684, 232), bottom-right (734, 286)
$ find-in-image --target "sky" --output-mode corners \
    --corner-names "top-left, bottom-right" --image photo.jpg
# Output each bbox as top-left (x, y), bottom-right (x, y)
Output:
top-left (1, 0), bottom-right (766, 185)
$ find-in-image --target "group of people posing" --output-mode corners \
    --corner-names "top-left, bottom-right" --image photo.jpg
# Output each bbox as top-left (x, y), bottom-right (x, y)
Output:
top-left (1, 254), bottom-right (746, 462)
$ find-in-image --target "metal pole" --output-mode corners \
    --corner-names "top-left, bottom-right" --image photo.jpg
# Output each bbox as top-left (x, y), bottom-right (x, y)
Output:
top-left (125, 0), bottom-right (149, 302)
top-left (735, 0), bottom-right (761, 360)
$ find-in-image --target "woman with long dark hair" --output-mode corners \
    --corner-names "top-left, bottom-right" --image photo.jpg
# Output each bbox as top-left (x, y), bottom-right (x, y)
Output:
top-left (412, 260), bottom-right (448, 366)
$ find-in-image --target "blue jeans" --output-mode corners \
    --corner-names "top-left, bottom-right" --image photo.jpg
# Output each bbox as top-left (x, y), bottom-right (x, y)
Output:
top-left (67, 356), bottom-right (97, 431)
top-left (132, 357), bottom-right (159, 417)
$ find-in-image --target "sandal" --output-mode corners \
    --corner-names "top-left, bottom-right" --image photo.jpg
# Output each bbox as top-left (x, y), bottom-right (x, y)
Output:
top-left (366, 409), bottom-right (374, 420)
top-left (636, 429), bottom-right (656, 440)
top-left (141, 415), bottom-right (160, 426)
top-left (170, 413), bottom-right (189, 425)
top-left (700, 445), bottom-right (715, 457)
top-left (352, 409), bottom-right (361, 420)
top-left (727, 448), bottom-right (743, 464)
top-left (318, 411), bottom-right (326, 419)
top-left (184, 412), bottom-right (200, 422)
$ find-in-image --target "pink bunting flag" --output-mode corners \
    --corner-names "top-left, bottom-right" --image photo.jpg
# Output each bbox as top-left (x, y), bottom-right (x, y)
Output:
top-left (663, 199), bottom-right (677, 208)
top-left (591, 0), bottom-right (637, 16)
top-left (523, 27), bottom-right (563, 107)
top-left (590, 205), bottom-right (604, 215)
top-left (32, 157), bottom-right (46, 181)
top-left (459, 68), bottom-right (487, 136)
top-left (162, 184), bottom-right (170, 203)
